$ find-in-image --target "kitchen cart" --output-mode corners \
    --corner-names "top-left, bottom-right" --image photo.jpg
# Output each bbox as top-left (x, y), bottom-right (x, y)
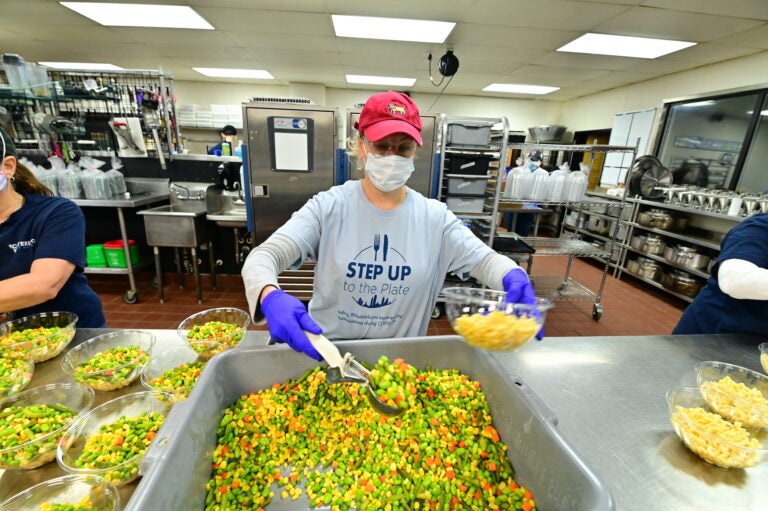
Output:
top-left (73, 179), bottom-right (169, 304)
top-left (499, 142), bottom-right (638, 320)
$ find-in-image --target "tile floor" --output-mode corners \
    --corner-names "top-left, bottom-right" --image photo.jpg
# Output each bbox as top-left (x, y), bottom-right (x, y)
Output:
top-left (89, 255), bottom-right (688, 338)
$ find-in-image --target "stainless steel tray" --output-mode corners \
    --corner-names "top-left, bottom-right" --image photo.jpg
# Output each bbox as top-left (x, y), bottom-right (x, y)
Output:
top-left (129, 336), bottom-right (614, 510)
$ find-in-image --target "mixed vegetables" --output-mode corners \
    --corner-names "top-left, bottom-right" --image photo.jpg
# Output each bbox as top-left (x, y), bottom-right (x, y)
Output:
top-left (40, 496), bottom-right (96, 511)
top-left (186, 321), bottom-right (244, 359)
top-left (72, 345), bottom-right (149, 391)
top-left (146, 360), bottom-right (206, 402)
top-left (0, 403), bottom-right (76, 469)
top-left (0, 357), bottom-right (33, 398)
top-left (205, 358), bottom-right (536, 511)
top-left (72, 411), bottom-right (165, 484)
top-left (0, 326), bottom-right (72, 362)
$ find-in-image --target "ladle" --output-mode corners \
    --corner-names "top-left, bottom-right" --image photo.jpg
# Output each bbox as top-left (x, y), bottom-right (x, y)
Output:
top-left (305, 332), bottom-right (405, 416)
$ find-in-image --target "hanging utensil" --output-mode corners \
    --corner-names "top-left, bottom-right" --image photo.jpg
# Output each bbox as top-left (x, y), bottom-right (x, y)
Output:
top-left (628, 155), bottom-right (672, 199)
top-left (108, 119), bottom-right (141, 154)
top-left (305, 332), bottom-right (405, 416)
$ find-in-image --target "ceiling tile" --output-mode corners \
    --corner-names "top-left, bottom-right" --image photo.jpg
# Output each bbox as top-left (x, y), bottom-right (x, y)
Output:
top-left (535, 52), bottom-right (641, 71)
top-left (656, 43), bottom-right (761, 63)
top-left (712, 25), bottom-right (768, 49)
top-left (462, 0), bottom-right (632, 30)
top-left (642, 0), bottom-right (768, 21)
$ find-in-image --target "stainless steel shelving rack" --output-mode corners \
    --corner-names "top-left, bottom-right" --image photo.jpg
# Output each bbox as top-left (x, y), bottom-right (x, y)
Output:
top-left (433, 116), bottom-right (509, 317)
top-left (498, 142), bottom-right (638, 320)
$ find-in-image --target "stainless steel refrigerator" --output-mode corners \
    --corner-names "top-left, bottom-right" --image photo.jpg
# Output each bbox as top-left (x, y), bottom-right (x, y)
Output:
top-left (243, 103), bottom-right (339, 246)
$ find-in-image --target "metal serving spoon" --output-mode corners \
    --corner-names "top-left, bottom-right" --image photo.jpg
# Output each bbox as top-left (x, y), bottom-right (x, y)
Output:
top-left (305, 332), bottom-right (405, 416)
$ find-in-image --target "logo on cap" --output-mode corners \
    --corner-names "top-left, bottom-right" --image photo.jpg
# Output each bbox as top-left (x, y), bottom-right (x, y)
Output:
top-left (388, 104), bottom-right (406, 116)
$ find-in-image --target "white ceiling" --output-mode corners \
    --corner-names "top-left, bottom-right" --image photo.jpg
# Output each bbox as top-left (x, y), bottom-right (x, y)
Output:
top-left (2, 0), bottom-right (768, 101)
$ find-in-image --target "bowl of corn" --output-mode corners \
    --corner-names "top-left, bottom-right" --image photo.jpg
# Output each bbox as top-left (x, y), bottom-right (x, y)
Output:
top-left (0, 382), bottom-right (95, 470)
top-left (0, 474), bottom-right (120, 511)
top-left (61, 330), bottom-right (155, 391)
top-left (177, 307), bottom-right (250, 360)
top-left (666, 386), bottom-right (767, 468)
top-left (56, 390), bottom-right (170, 486)
top-left (0, 356), bottom-right (34, 399)
top-left (695, 361), bottom-right (768, 428)
top-left (0, 311), bottom-right (78, 363)
top-left (141, 343), bottom-right (207, 403)
top-left (442, 287), bottom-right (553, 351)
top-left (760, 343), bottom-right (768, 375)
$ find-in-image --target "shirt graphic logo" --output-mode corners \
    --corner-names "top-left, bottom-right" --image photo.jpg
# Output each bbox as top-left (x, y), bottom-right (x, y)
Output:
top-left (343, 233), bottom-right (412, 309)
top-left (8, 238), bottom-right (36, 253)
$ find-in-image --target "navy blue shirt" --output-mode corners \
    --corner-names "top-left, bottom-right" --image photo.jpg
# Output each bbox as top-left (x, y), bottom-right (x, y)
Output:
top-left (1, 193), bottom-right (105, 327)
top-left (672, 213), bottom-right (768, 335)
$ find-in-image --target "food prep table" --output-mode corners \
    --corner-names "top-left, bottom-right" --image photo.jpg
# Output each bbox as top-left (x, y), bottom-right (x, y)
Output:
top-left (72, 179), bottom-right (170, 304)
top-left (1, 330), bottom-right (766, 510)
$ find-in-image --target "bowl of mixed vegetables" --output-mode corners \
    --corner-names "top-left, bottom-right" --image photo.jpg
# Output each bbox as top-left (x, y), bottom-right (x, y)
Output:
top-left (61, 330), bottom-right (155, 391)
top-left (442, 287), bottom-right (553, 351)
top-left (0, 311), bottom-right (78, 362)
top-left (0, 356), bottom-right (34, 399)
top-left (177, 307), bottom-right (249, 360)
top-left (0, 474), bottom-right (120, 511)
top-left (56, 390), bottom-right (170, 486)
top-left (0, 382), bottom-right (95, 470)
top-left (141, 343), bottom-right (207, 403)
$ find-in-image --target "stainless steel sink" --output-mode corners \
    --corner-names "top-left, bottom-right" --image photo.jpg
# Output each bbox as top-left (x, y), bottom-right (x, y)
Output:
top-left (206, 187), bottom-right (248, 228)
top-left (138, 204), bottom-right (211, 247)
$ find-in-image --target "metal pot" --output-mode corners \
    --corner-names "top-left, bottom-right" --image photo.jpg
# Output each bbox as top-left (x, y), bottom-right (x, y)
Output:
top-left (626, 259), bottom-right (640, 275)
top-left (642, 234), bottom-right (665, 255)
top-left (663, 269), bottom-right (703, 297)
top-left (663, 245), bottom-right (710, 270)
top-left (638, 261), bottom-right (662, 281)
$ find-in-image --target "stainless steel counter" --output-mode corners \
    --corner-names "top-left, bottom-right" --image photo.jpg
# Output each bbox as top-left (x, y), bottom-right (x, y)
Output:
top-left (492, 333), bottom-right (768, 511)
top-left (2, 331), bottom-right (766, 510)
top-left (71, 191), bottom-right (169, 209)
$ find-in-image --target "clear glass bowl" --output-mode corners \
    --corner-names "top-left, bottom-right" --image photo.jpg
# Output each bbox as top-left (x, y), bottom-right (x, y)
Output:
top-left (57, 390), bottom-right (171, 486)
top-left (695, 361), bottom-right (768, 428)
top-left (0, 356), bottom-right (34, 399)
top-left (442, 287), bottom-right (553, 351)
top-left (0, 382), bottom-right (95, 470)
top-left (177, 307), bottom-right (250, 360)
top-left (760, 343), bottom-right (768, 375)
top-left (666, 386), bottom-right (767, 469)
top-left (140, 343), bottom-right (207, 403)
top-left (0, 474), bottom-right (120, 511)
top-left (0, 311), bottom-right (78, 362)
top-left (61, 330), bottom-right (155, 391)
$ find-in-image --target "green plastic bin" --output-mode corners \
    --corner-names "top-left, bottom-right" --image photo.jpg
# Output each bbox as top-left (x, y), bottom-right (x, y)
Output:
top-left (103, 239), bottom-right (140, 268)
top-left (85, 244), bottom-right (107, 268)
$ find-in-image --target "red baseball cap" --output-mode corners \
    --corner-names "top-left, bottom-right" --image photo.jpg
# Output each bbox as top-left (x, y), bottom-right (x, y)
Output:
top-left (355, 91), bottom-right (423, 147)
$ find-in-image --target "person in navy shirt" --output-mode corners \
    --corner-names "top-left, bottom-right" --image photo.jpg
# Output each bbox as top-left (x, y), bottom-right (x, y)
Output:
top-left (672, 213), bottom-right (768, 335)
top-left (0, 128), bottom-right (105, 327)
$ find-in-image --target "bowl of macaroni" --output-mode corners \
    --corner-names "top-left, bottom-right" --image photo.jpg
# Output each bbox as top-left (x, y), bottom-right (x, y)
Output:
top-left (666, 386), bottom-right (767, 469)
top-left (695, 361), bottom-right (768, 428)
top-left (760, 343), bottom-right (768, 375)
top-left (442, 287), bottom-right (553, 351)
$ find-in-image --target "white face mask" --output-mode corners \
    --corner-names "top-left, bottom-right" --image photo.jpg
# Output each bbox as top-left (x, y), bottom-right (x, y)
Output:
top-left (364, 152), bottom-right (415, 192)
top-left (0, 173), bottom-right (7, 193)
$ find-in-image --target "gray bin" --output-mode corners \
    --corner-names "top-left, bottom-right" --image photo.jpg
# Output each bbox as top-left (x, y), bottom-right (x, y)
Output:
top-left (447, 177), bottom-right (487, 196)
top-left (446, 122), bottom-right (493, 146)
top-left (129, 337), bottom-right (613, 511)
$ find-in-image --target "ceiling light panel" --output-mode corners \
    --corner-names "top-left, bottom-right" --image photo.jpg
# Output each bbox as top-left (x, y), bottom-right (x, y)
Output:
top-left (332, 15), bottom-right (455, 43)
top-left (557, 33), bottom-right (695, 59)
top-left (39, 62), bottom-right (123, 70)
top-left (60, 2), bottom-right (214, 29)
top-left (193, 68), bottom-right (274, 79)
top-left (483, 84), bottom-right (560, 95)
top-left (346, 75), bottom-right (416, 87)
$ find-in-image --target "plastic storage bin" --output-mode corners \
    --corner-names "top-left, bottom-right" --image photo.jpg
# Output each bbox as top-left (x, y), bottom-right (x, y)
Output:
top-left (446, 177), bottom-right (487, 196)
top-left (85, 244), bottom-right (107, 268)
top-left (446, 122), bottom-right (493, 146)
top-left (103, 239), bottom-right (139, 268)
top-left (126, 337), bottom-right (613, 511)
top-left (447, 196), bottom-right (485, 213)
top-left (447, 155), bottom-right (492, 174)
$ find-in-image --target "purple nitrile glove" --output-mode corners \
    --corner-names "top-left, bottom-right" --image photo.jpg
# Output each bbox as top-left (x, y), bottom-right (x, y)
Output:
top-left (502, 268), bottom-right (544, 340)
top-left (261, 289), bottom-right (323, 360)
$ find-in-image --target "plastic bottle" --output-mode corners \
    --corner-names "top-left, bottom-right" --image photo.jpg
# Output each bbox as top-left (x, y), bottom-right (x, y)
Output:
top-left (528, 167), bottom-right (550, 201)
top-left (565, 169), bottom-right (588, 202)
top-left (547, 163), bottom-right (569, 202)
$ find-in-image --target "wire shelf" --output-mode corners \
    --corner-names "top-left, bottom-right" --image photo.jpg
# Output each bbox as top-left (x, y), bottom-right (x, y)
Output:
top-left (519, 237), bottom-right (610, 257)
top-left (530, 276), bottom-right (597, 301)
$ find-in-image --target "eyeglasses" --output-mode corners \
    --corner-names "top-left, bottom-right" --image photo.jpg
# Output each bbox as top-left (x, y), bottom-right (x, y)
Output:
top-left (363, 136), bottom-right (417, 157)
